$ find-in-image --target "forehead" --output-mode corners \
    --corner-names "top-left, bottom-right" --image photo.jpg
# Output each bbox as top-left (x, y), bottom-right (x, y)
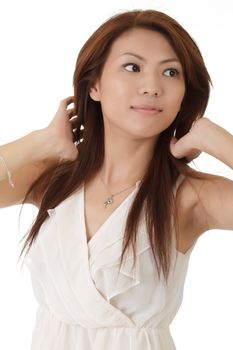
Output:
top-left (108, 28), bottom-right (178, 59)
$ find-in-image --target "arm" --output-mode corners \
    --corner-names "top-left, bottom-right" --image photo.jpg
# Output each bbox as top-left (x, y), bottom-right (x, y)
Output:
top-left (0, 131), bottom-right (53, 183)
top-left (0, 131), bottom-right (57, 208)
top-left (170, 117), bottom-right (233, 231)
top-left (170, 117), bottom-right (233, 169)
top-left (0, 96), bottom-right (78, 208)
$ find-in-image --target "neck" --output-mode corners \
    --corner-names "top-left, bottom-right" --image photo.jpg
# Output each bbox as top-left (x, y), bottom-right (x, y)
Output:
top-left (99, 132), bottom-right (157, 187)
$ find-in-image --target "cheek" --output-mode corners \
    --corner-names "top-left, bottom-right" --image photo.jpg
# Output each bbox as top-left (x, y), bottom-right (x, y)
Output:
top-left (172, 86), bottom-right (185, 109)
top-left (100, 80), bottom-right (129, 109)
top-left (98, 90), bottom-right (122, 120)
top-left (109, 79), bottom-right (129, 98)
top-left (102, 70), bottom-right (130, 94)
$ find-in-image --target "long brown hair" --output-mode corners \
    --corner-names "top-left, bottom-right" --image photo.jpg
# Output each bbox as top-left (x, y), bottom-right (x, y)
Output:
top-left (20, 9), bottom-right (213, 283)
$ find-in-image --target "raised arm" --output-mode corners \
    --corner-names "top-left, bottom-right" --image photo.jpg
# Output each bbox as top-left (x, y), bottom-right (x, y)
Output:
top-left (170, 117), bottom-right (233, 232)
top-left (0, 96), bottom-right (78, 208)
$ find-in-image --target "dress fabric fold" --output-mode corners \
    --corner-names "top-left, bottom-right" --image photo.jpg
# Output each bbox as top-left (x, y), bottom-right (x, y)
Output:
top-left (25, 174), bottom-right (197, 349)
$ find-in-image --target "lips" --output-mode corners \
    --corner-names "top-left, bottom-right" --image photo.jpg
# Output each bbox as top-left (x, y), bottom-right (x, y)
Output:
top-left (131, 105), bottom-right (163, 111)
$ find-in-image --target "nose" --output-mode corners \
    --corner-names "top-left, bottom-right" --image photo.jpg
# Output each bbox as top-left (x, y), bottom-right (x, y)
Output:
top-left (138, 75), bottom-right (162, 96)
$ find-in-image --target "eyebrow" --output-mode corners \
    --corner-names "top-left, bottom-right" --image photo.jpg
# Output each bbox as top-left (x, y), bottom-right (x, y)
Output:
top-left (120, 52), bottom-right (181, 64)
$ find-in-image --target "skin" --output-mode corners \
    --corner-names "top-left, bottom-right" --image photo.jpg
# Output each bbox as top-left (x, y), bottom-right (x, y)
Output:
top-left (87, 28), bottom-right (233, 243)
top-left (89, 28), bottom-right (185, 187)
top-left (40, 29), bottom-right (233, 245)
top-left (2, 29), bottom-right (233, 250)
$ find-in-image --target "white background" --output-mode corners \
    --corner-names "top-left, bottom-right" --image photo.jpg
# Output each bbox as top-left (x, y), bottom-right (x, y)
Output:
top-left (0, 0), bottom-right (233, 349)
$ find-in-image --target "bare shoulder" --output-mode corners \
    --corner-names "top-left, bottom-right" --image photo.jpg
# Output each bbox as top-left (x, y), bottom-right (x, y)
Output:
top-left (177, 169), bottom-right (233, 242)
top-left (174, 169), bottom-right (223, 251)
top-left (175, 169), bottom-right (208, 217)
top-left (177, 168), bottom-right (225, 206)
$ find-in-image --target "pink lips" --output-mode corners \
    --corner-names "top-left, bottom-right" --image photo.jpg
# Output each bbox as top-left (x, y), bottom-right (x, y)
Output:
top-left (131, 105), bottom-right (162, 115)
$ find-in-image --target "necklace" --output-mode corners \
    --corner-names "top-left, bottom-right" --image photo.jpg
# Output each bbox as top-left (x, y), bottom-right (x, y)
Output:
top-left (99, 174), bottom-right (141, 208)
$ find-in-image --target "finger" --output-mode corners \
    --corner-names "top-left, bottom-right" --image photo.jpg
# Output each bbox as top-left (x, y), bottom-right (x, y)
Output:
top-left (66, 108), bottom-right (77, 118)
top-left (70, 119), bottom-right (78, 129)
top-left (71, 120), bottom-right (83, 132)
top-left (186, 150), bottom-right (202, 162)
top-left (170, 136), bottom-right (177, 144)
top-left (71, 120), bottom-right (78, 130)
top-left (69, 114), bottom-right (78, 121)
top-left (170, 136), bottom-right (188, 158)
top-left (60, 96), bottom-right (75, 107)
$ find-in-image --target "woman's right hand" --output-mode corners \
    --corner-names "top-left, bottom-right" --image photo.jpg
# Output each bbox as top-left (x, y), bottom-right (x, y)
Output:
top-left (44, 96), bottom-right (79, 162)
top-left (0, 96), bottom-right (79, 208)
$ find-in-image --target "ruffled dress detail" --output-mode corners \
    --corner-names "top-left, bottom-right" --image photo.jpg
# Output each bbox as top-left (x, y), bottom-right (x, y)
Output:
top-left (25, 174), bottom-right (197, 349)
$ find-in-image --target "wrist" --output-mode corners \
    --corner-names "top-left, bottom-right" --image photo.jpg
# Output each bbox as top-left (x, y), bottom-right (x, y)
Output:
top-left (192, 117), bottom-right (231, 162)
top-left (191, 117), bottom-right (213, 152)
top-left (27, 129), bottom-right (60, 167)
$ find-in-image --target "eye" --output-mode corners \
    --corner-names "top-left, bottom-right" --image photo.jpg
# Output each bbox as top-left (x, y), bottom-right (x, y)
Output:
top-left (123, 63), bottom-right (140, 72)
top-left (163, 68), bottom-right (180, 77)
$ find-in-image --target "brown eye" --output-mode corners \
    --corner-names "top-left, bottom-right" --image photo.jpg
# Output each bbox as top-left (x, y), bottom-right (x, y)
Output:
top-left (164, 68), bottom-right (179, 77)
top-left (123, 63), bottom-right (140, 72)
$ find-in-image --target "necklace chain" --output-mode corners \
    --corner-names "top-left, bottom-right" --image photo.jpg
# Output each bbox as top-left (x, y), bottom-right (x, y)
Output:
top-left (99, 173), bottom-right (140, 208)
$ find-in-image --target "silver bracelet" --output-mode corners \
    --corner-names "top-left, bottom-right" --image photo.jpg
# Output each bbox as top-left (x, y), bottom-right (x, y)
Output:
top-left (0, 154), bottom-right (15, 188)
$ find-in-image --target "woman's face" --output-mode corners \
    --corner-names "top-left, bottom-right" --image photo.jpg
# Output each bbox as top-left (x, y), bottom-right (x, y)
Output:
top-left (90, 28), bottom-right (185, 140)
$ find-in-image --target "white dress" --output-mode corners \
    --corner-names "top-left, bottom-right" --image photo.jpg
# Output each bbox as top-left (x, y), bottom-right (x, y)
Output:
top-left (25, 174), bottom-right (197, 350)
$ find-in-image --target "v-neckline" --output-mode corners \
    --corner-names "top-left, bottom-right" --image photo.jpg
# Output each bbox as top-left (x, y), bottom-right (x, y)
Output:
top-left (81, 181), bottom-right (142, 248)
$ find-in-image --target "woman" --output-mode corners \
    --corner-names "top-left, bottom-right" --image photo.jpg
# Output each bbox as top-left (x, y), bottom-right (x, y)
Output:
top-left (1, 9), bottom-right (233, 350)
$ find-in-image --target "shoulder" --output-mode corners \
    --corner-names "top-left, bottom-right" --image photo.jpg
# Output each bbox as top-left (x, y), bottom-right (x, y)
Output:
top-left (177, 168), bottom-right (221, 205)
top-left (177, 168), bottom-right (233, 237)
top-left (175, 169), bottom-right (205, 214)
top-left (175, 169), bottom-right (219, 242)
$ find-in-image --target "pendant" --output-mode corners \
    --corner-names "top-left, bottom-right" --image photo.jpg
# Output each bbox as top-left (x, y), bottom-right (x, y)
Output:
top-left (104, 196), bottom-right (113, 208)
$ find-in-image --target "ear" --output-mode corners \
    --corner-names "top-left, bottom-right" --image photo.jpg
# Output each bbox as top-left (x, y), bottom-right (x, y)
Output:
top-left (89, 81), bottom-right (101, 101)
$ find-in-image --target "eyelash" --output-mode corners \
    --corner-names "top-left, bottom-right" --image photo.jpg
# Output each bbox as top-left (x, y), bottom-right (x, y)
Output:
top-left (122, 63), bottom-right (180, 77)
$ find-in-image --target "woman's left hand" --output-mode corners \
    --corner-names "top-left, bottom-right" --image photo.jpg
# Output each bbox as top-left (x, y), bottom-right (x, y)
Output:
top-left (169, 117), bottom-right (210, 162)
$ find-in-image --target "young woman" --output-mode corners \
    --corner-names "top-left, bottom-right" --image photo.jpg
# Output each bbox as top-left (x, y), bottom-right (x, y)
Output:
top-left (1, 9), bottom-right (233, 350)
